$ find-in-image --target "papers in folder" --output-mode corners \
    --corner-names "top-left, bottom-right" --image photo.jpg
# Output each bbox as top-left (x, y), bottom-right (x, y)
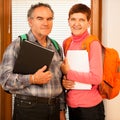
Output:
top-left (67, 50), bottom-right (92, 90)
top-left (13, 40), bottom-right (54, 74)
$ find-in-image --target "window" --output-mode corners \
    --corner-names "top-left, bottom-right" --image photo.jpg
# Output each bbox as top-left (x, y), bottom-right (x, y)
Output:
top-left (12, 0), bottom-right (91, 45)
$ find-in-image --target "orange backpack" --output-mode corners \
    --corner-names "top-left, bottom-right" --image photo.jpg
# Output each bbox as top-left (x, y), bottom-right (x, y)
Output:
top-left (63, 35), bottom-right (120, 99)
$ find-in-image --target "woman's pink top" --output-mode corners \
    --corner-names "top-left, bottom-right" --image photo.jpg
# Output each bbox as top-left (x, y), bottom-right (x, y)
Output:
top-left (63, 31), bottom-right (103, 108)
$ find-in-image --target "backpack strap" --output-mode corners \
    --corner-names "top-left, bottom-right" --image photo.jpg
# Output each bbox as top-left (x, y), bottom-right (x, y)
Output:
top-left (63, 35), bottom-right (99, 56)
top-left (63, 37), bottom-right (72, 56)
top-left (18, 34), bottom-right (28, 48)
top-left (81, 35), bottom-right (99, 52)
top-left (117, 60), bottom-right (120, 80)
top-left (50, 39), bottom-right (60, 55)
top-left (19, 34), bottom-right (28, 41)
top-left (118, 60), bottom-right (120, 72)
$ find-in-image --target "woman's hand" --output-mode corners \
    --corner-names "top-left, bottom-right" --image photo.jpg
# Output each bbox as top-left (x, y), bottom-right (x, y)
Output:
top-left (61, 58), bottom-right (70, 75)
top-left (62, 76), bottom-right (74, 90)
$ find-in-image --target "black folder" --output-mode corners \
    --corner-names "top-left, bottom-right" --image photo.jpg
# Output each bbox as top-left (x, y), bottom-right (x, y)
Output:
top-left (13, 40), bottom-right (54, 74)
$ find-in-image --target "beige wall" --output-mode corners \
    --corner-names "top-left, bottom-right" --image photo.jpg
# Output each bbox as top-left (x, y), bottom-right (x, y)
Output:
top-left (102, 0), bottom-right (120, 120)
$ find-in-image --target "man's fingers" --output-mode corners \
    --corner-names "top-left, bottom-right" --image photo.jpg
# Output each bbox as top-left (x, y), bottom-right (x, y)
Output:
top-left (39, 65), bottom-right (47, 72)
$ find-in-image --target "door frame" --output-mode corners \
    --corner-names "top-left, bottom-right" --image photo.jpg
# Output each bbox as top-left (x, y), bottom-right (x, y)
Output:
top-left (0, 0), bottom-right (12, 120)
top-left (0, 0), bottom-right (102, 119)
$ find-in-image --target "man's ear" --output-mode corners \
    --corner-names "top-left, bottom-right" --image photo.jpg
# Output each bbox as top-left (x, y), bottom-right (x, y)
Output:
top-left (28, 18), bottom-right (33, 27)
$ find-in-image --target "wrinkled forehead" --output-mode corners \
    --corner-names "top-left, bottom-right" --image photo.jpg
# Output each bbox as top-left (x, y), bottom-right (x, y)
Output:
top-left (31, 6), bottom-right (54, 18)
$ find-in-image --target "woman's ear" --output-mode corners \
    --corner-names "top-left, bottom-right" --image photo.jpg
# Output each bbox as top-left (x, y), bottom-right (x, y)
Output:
top-left (88, 18), bottom-right (91, 28)
top-left (68, 18), bottom-right (70, 27)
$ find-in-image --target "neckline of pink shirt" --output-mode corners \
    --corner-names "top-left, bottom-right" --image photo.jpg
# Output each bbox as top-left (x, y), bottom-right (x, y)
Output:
top-left (71, 30), bottom-right (89, 42)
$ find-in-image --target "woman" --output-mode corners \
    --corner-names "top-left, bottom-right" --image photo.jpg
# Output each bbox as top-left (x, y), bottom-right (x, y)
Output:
top-left (61, 3), bottom-right (105, 120)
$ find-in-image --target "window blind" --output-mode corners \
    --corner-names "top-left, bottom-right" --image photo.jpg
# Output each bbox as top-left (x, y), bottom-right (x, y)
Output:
top-left (12, 0), bottom-right (90, 46)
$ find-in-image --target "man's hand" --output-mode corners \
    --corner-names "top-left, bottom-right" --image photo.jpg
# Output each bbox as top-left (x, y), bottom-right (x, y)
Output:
top-left (60, 110), bottom-right (66, 120)
top-left (30, 65), bottom-right (53, 84)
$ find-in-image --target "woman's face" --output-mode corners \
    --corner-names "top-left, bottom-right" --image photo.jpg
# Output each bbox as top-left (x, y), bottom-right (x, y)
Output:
top-left (68, 12), bottom-right (91, 36)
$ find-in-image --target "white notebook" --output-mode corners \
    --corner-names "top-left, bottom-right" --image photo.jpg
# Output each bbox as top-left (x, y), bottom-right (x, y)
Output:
top-left (67, 50), bottom-right (92, 90)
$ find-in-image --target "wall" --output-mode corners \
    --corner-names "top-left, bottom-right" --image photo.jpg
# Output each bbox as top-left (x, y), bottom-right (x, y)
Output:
top-left (102, 0), bottom-right (120, 120)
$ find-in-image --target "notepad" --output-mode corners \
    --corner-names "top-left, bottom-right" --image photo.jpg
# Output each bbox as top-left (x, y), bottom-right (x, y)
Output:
top-left (67, 50), bottom-right (92, 90)
top-left (13, 40), bottom-right (54, 74)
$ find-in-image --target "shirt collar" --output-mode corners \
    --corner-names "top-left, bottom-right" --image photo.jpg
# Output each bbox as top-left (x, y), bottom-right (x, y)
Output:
top-left (72, 30), bottom-right (89, 42)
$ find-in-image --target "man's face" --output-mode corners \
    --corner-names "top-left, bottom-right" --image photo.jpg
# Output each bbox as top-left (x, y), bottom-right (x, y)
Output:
top-left (68, 12), bottom-right (91, 36)
top-left (28, 6), bottom-right (53, 37)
